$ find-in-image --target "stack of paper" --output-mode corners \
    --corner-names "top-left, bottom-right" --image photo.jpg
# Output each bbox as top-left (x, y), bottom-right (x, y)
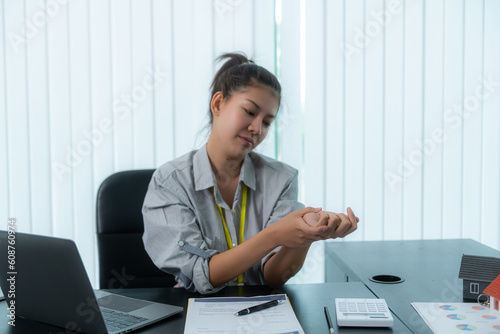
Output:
top-left (184, 294), bottom-right (304, 334)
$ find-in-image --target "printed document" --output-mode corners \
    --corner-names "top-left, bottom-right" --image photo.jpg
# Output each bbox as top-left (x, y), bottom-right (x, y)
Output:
top-left (184, 294), bottom-right (304, 334)
top-left (412, 302), bottom-right (500, 333)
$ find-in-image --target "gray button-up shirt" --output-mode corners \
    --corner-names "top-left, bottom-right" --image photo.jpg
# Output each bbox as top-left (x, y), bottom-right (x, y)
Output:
top-left (142, 144), bottom-right (304, 294)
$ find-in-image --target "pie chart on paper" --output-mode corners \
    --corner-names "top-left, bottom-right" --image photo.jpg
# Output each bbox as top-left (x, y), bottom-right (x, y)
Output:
top-left (456, 324), bottom-right (477, 331)
top-left (447, 314), bottom-right (466, 320)
top-left (482, 315), bottom-right (497, 320)
top-left (471, 306), bottom-right (486, 311)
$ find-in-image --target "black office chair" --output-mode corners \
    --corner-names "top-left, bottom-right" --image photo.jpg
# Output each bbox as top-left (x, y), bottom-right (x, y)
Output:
top-left (96, 169), bottom-right (176, 289)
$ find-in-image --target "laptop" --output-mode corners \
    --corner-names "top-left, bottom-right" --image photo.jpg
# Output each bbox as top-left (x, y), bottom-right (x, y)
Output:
top-left (0, 231), bottom-right (183, 334)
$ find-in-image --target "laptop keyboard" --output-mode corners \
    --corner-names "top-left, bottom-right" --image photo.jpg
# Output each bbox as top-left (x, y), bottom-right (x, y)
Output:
top-left (101, 308), bottom-right (148, 333)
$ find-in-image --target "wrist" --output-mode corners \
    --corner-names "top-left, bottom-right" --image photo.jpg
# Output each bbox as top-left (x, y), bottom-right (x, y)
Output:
top-left (262, 223), bottom-right (280, 249)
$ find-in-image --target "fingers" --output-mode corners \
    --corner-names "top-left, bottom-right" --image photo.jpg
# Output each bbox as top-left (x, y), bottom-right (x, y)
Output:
top-left (339, 207), bottom-right (358, 238)
top-left (302, 221), bottom-right (328, 235)
top-left (301, 222), bottom-right (329, 241)
top-left (295, 206), bottom-right (322, 217)
top-left (291, 207), bottom-right (359, 244)
top-left (317, 211), bottom-right (329, 226)
top-left (347, 207), bottom-right (356, 224)
top-left (326, 212), bottom-right (341, 230)
top-left (310, 229), bottom-right (330, 242)
top-left (332, 213), bottom-right (349, 237)
top-left (276, 207), bottom-right (329, 247)
top-left (314, 208), bottom-right (358, 240)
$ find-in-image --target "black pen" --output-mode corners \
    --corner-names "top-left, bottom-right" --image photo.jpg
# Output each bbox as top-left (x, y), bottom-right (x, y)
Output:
top-left (234, 299), bottom-right (283, 316)
top-left (324, 306), bottom-right (334, 334)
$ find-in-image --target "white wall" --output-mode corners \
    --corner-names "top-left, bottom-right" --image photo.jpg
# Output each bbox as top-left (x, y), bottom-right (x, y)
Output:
top-left (2, 0), bottom-right (499, 287)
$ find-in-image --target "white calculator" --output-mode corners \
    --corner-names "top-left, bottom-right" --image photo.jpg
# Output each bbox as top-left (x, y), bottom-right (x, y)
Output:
top-left (335, 298), bottom-right (394, 327)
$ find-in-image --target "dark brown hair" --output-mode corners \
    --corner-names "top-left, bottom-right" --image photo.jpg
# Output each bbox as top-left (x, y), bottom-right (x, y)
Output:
top-left (208, 52), bottom-right (281, 124)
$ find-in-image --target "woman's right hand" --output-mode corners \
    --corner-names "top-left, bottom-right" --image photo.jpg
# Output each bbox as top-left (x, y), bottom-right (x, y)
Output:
top-left (267, 207), bottom-right (329, 248)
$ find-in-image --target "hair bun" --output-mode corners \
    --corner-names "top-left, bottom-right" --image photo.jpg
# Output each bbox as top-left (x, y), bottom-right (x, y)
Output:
top-left (216, 52), bottom-right (253, 70)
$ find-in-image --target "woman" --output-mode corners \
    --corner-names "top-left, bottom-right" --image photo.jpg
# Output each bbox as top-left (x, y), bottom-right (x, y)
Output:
top-left (142, 52), bottom-right (358, 294)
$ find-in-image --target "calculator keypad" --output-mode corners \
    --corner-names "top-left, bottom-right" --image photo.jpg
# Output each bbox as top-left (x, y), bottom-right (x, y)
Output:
top-left (335, 298), bottom-right (394, 327)
top-left (338, 301), bottom-right (388, 312)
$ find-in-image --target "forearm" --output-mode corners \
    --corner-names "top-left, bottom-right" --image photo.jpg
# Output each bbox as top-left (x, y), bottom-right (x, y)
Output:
top-left (208, 227), bottom-right (277, 288)
top-left (209, 206), bottom-right (325, 289)
top-left (263, 245), bottom-right (311, 288)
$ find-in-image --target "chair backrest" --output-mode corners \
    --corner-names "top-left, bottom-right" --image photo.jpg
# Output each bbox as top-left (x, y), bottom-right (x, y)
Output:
top-left (96, 169), bottom-right (176, 289)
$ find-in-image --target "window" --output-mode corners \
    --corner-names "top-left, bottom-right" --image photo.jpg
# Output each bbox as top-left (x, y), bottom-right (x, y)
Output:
top-left (495, 299), bottom-right (499, 311)
top-left (470, 283), bottom-right (480, 294)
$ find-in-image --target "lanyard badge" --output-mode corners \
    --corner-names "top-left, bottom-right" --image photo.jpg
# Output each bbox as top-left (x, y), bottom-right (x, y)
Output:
top-left (213, 184), bottom-right (248, 285)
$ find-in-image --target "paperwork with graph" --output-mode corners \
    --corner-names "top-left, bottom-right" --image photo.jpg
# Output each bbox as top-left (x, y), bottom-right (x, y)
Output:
top-left (412, 302), bottom-right (500, 333)
top-left (184, 294), bottom-right (304, 334)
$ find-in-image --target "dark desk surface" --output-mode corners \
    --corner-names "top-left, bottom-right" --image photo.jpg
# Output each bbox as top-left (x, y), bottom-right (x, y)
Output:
top-left (0, 282), bottom-right (411, 333)
top-left (325, 238), bottom-right (500, 334)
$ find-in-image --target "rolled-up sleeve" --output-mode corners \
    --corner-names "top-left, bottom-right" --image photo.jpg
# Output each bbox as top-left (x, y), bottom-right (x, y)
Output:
top-left (142, 173), bottom-right (225, 294)
top-left (266, 170), bottom-right (305, 226)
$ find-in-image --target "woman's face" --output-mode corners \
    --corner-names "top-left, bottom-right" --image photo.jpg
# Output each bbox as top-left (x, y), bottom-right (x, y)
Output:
top-left (211, 85), bottom-right (279, 160)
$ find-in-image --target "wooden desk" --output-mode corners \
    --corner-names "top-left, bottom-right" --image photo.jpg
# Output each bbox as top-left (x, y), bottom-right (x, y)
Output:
top-left (0, 283), bottom-right (410, 333)
top-left (325, 239), bottom-right (500, 334)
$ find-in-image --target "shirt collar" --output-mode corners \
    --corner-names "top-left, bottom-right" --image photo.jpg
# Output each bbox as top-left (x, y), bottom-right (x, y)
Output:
top-left (193, 144), bottom-right (256, 192)
top-left (193, 144), bottom-right (215, 191)
top-left (240, 153), bottom-right (256, 191)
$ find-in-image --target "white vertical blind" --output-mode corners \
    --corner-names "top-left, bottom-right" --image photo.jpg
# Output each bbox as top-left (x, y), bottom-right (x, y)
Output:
top-left (1, 0), bottom-right (499, 287)
top-left (151, 0), bottom-right (175, 166)
top-left (303, 0), bottom-right (326, 209)
top-left (462, 0), bottom-right (484, 242)
top-left (1, 0), bottom-right (277, 287)
top-left (363, 0), bottom-right (384, 241)
top-left (422, 0), bottom-right (445, 240)
top-left (482, 0), bottom-right (500, 248)
top-left (69, 0), bottom-right (93, 271)
top-left (442, 0), bottom-right (465, 239)
top-left (278, 0), bottom-right (500, 282)
top-left (382, 0), bottom-right (404, 240)
top-left (402, 0), bottom-right (424, 239)
top-left (343, 0), bottom-right (365, 242)
top-left (27, 0), bottom-right (51, 238)
top-left (5, 1), bottom-right (32, 242)
top-left (0, 0), bottom-right (7, 243)
top-left (277, 0), bottom-right (302, 172)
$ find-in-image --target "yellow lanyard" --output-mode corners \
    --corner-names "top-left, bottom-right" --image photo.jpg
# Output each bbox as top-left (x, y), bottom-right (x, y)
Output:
top-left (213, 184), bottom-right (247, 285)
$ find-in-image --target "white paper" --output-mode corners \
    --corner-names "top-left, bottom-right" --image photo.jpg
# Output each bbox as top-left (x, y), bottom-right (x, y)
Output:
top-left (412, 302), bottom-right (500, 334)
top-left (183, 294), bottom-right (304, 334)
